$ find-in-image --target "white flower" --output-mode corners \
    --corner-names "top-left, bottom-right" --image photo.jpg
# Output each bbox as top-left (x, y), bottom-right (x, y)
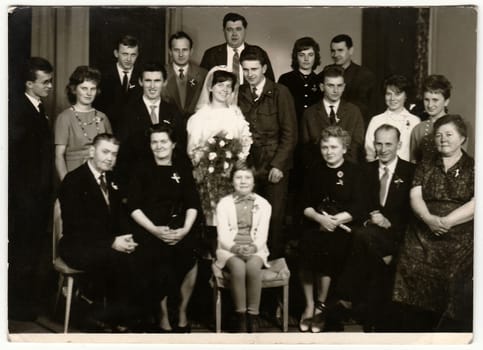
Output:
top-left (225, 133), bottom-right (233, 140)
top-left (219, 140), bottom-right (226, 147)
top-left (223, 162), bottom-right (229, 170)
top-left (207, 137), bottom-right (215, 144)
top-left (208, 152), bottom-right (217, 160)
top-left (208, 166), bottom-right (215, 173)
top-left (225, 151), bottom-right (232, 159)
top-left (238, 152), bottom-right (245, 159)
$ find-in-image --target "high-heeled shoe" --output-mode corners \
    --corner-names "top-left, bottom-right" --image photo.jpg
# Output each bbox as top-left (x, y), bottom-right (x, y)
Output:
top-left (311, 301), bottom-right (328, 333)
top-left (299, 314), bottom-right (312, 332)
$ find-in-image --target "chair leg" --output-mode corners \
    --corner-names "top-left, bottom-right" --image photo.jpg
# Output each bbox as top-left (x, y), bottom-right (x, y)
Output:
top-left (283, 284), bottom-right (289, 332)
top-left (214, 286), bottom-right (222, 333)
top-left (54, 274), bottom-right (65, 316)
top-left (64, 276), bottom-right (74, 333)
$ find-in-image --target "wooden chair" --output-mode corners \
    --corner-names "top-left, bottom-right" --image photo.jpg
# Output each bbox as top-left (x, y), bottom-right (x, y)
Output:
top-left (52, 199), bottom-right (84, 333)
top-left (211, 257), bottom-right (290, 332)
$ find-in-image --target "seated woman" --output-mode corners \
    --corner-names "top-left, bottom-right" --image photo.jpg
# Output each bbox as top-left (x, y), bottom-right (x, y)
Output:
top-left (215, 163), bottom-right (271, 332)
top-left (364, 74), bottom-right (420, 162)
top-left (127, 123), bottom-right (200, 333)
top-left (55, 65), bottom-right (112, 180)
top-left (393, 114), bottom-right (474, 331)
top-left (298, 126), bottom-right (364, 333)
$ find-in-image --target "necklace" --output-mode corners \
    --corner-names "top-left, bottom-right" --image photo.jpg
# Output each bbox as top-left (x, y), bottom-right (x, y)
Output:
top-left (72, 106), bottom-right (102, 142)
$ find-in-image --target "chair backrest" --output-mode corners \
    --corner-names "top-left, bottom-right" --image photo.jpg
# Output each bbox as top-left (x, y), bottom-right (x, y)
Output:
top-left (52, 199), bottom-right (63, 264)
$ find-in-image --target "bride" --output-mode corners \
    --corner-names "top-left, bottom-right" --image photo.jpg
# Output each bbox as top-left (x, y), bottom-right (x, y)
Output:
top-left (187, 66), bottom-right (252, 245)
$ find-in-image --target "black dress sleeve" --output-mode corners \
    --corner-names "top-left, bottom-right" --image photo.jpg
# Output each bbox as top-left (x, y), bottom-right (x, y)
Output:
top-left (179, 163), bottom-right (201, 211)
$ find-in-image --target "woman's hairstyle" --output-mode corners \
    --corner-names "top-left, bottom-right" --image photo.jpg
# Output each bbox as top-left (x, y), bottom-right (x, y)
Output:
top-left (434, 114), bottom-right (468, 142)
top-left (423, 74), bottom-right (452, 99)
top-left (383, 74), bottom-right (411, 95)
top-left (148, 121), bottom-right (178, 143)
top-left (230, 157), bottom-right (257, 180)
top-left (319, 125), bottom-right (351, 148)
top-left (291, 37), bottom-right (321, 71)
top-left (66, 65), bottom-right (102, 104)
top-left (211, 69), bottom-right (237, 87)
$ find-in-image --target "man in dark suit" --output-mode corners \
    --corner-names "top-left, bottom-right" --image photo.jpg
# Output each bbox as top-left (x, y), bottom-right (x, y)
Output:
top-left (238, 46), bottom-right (297, 259)
top-left (164, 31), bottom-right (207, 120)
top-left (8, 57), bottom-right (54, 321)
top-left (200, 12), bottom-right (275, 83)
top-left (116, 62), bottom-right (187, 189)
top-left (326, 34), bottom-right (377, 126)
top-left (59, 133), bottom-right (140, 330)
top-left (301, 65), bottom-right (365, 166)
top-left (332, 124), bottom-right (415, 331)
top-left (94, 35), bottom-right (142, 134)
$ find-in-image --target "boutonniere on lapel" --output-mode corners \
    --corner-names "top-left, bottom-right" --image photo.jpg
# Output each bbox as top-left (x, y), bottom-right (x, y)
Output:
top-left (251, 203), bottom-right (260, 214)
top-left (454, 168), bottom-right (460, 178)
top-left (393, 176), bottom-right (404, 188)
top-left (188, 78), bottom-right (197, 87)
top-left (171, 172), bottom-right (181, 183)
top-left (128, 83), bottom-right (136, 90)
top-left (336, 170), bottom-right (344, 186)
top-left (110, 181), bottom-right (119, 190)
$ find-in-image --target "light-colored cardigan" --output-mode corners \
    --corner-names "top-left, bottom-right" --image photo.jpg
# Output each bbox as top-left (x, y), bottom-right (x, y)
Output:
top-left (215, 193), bottom-right (272, 269)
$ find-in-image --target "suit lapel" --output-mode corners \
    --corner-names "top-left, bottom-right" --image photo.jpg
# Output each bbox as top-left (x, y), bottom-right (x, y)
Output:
top-left (185, 64), bottom-right (197, 108)
top-left (82, 164), bottom-right (110, 214)
top-left (166, 65), bottom-right (182, 107)
top-left (386, 158), bottom-right (403, 204)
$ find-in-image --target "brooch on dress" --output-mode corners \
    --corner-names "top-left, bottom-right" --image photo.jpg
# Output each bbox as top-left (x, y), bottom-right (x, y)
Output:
top-left (171, 172), bottom-right (181, 183)
top-left (336, 171), bottom-right (344, 186)
top-left (454, 169), bottom-right (460, 178)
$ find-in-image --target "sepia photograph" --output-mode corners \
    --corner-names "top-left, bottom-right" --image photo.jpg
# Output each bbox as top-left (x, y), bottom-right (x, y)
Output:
top-left (3, 0), bottom-right (479, 347)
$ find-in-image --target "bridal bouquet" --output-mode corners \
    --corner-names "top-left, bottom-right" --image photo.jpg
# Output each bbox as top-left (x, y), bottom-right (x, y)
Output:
top-left (192, 131), bottom-right (247, 218)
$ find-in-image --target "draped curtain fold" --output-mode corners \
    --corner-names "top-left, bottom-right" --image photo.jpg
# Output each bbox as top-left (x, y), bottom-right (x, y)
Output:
top-left (414, 8), bottom-right (430, 100)
top-left (31, 7), bottom-right (90, 118)
top-left (165, 7), bottom-right (183, 64)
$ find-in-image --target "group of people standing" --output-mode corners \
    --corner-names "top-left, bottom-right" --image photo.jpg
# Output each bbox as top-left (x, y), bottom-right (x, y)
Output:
top-left (8, 11), bottom-right (473, 335)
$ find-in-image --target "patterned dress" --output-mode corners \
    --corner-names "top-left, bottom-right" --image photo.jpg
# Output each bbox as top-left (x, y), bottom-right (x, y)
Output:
top-left (393, 152), bottom-right (474, 321)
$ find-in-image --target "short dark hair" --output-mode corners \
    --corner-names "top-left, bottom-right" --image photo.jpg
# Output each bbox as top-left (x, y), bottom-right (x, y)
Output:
top-left (223, 12), bottom-right (247, 28)
top-left (383, 74), bottom-right (411, 95)
top-left (92, 133), bottom-right (120, 147)
top-left (169, 31), bottom-right (193, 49)
top-left (148, 122), bottom-right (178, 143)
top-left (22, 56), bottom-right (53, 83)
top-left (239, 46), bottom-right (267, 66)
top-left (423, 74), bottom-right (452, 99)
top-left (331, 34), bottom-right (353, 49)
top-left (434, 114), bottom-right (467, 142)
top-left (319, 65), bottom-right (345, 82)
top-left (116, 35), bottom-right (139, 50)
top-left (291, 37), bottom-right (321, 71)
top-left (319, 125), bottom-right (351, 148)
top-left (374, 123), bottom-right (401, 141)
top-left (230, 158), bottom-right (257, 180)
top-left (66, 66), bottom-right (102, 104)
top-left (211, 70), bottom-right (237, 87)
top-left (140, 62), bottom-right (167, 80)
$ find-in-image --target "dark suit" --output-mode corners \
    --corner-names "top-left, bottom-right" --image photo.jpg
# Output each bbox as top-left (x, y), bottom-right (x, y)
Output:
top-left (164, 63), bottom-right (207, 120)
top-left (8, 93), bottom-right (53, 320)
top-left (58, 163), bottom-right (137, 323)
top-left (301, 99), bottom-right (365, 165)
top-left (200, 43), bottom-right (275, 82)
top-left (238, 79), bottom-right (297, 258)
top-left (335, 158), bottom-right (415, 330)
top-left (94, 63), bottom-right (142, 134)
top-left (116, 98), bottom-right (188, 189)
top-left (325, 62), bottom-right (377, 125)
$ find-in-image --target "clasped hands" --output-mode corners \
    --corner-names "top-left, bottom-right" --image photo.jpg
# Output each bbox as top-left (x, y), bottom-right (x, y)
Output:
top-left (369, 210), bottom-right (392, 229)
top-left (152, 226), bottom-right (189, 245)
top-left (424, 214), bottom-right (451, 237)
top-left (112, 234), bottom-right (138, 254)
top-left (230, 243), bottom-right (257, 257)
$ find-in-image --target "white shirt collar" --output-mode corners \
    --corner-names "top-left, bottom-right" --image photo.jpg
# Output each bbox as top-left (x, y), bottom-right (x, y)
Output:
top-left (116, 63), bottom-right (133, 80)
top-left (378, 156), bottom-right (398, 175)
top-left (143, 96), bottom-right (160, 110)
top-left (323, 98), bottom-right (341, 111)
top-left (252, 77), bottom-right (266, 99)
top-left (173, 63), bottom-right (189, 77)
top-left (227, 43), bottom-right (245, 54)
top-left (25, 92), bottom-right (42, 111)
top-left (87, 160), bottom-right (104, 184)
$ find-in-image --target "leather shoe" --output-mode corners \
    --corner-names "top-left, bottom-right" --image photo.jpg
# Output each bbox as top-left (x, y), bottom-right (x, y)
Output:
top-left (311, 301), bottom-right (328, 333)
top-left (174, 323), bottom-right (191, 333)
top-left (247, 314), bottom-right (259, 333)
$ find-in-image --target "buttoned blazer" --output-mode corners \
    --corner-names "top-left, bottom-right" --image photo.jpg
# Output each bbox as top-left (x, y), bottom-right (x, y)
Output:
top-left (58, 163), bottom-right (124, 255)
top-left (200, 43), bottom-right (275, 82)
top-left (164, 63), bottom-right (207, 119)
top-left (301, 99), bottom-right (365, 164)
top-left (215, 194), bottom-right (271, 269)
top-left (363, 158), bottom-right (415, 231)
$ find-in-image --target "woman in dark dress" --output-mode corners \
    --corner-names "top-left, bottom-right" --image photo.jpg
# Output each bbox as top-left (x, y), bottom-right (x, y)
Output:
top-left (298, 126), bottom-right (364, 333)
top-left (127, 123), bottom-right (200, 332)
top-left (393, 114), bottom-right (474, 331)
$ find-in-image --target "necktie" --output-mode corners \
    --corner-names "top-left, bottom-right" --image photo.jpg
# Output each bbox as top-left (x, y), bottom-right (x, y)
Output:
top-left (251, 86), bottom-right (258, 101)
top-left (122, 71), bottom-right (129, 92)
top-left (179, 68), bottom-right (185, 80)
top-left (379, 166), bottom-right (390, 206)
top-left (329, 105), bottom-right (337, 125)
top-left (232, 48), bottom-right (240, 81)
top-left (38, 102), bottom-right (46, 119)
top-left (150, 105), bottom-right (158, 124)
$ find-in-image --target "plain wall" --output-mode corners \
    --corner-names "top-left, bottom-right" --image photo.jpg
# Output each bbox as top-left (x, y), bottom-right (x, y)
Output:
top-left (181, 6), bottom-right (363, 80)
top-left (430, 6), bottom-right (477, 156)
